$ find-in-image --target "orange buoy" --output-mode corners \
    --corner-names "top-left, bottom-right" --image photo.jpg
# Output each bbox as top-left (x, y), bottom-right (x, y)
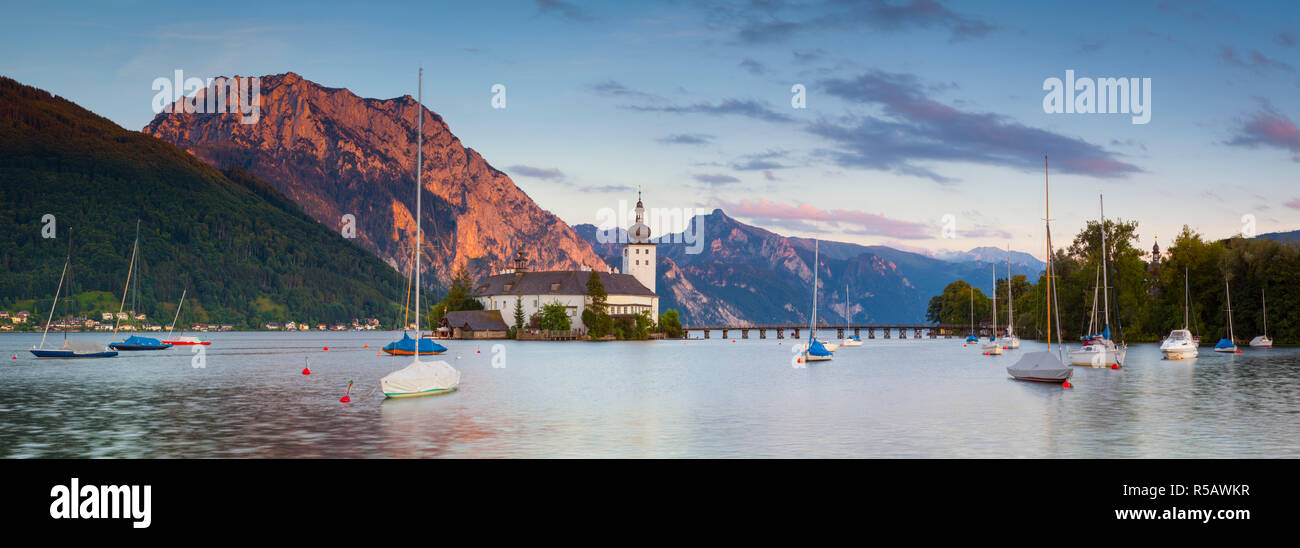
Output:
top-left (797, 357), bottom-right (804, 363)
top-left (364, 344), bottom-right (369, 348)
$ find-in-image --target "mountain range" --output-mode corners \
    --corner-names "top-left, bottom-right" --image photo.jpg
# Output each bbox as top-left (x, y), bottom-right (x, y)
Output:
top-left (144, 73), bottom-right (605, 292)
top-left (0, 76), bottom-right (407, 327)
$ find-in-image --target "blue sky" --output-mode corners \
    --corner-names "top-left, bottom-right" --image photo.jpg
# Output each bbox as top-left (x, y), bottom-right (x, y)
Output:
top-left (5, 0), bottom-right (1298, 259)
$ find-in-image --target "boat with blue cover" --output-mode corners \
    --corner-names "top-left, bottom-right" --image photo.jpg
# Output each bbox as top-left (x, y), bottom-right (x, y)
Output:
top-left (110, 335), bottom-right (172, 351)
top-left (382, 332), bottom-right (447, 356)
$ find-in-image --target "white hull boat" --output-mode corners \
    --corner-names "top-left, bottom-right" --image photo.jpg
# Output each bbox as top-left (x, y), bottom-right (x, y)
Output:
top-left (1248, 335), bottom-right (1272, 348)
top-left (1067, 339), bottom-right (1125, 367)
top-left (1160, 329), bottom-right (1199, 360)
top-left (981, 341), bottom-right (1003, 355)
top-left (998, 335), bottom-right (1020, 349)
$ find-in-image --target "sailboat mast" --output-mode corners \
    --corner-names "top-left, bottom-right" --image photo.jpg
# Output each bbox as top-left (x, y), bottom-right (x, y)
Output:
top-left (168, 289), bottom-right (186, 338)
top-left (1005, 244), bottom-right (1014, 336)
top-left (1099, 195), bottom-right (1109, 331)
top-left (1183, 268), bottom-right (1190, 330)
top-left (810, 240), bottom-right (818, 341)
top-left (1045, 155), bottom-right (1052, 353)
top-left (112, 221), bottom-right (140, 340)
top-left (1262, 288), bottom-right (1268, 338)
top-left (991, 266), bottom-right (997, 337)
top-left (414, 67), bottom-right (423, 357)
top-left (1225, 279), bottom-right (1234, 342)
top-left (39, 250), bottom-right (70, 350)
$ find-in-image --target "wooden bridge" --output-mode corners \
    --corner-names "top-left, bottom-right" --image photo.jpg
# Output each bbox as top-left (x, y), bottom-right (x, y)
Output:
top-left (681, 324), bottom-right (983, 340)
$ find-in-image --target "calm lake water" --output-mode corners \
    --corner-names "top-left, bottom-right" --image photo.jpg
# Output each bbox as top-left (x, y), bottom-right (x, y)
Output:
top-left (2, 331), bottom-right (1297, 458)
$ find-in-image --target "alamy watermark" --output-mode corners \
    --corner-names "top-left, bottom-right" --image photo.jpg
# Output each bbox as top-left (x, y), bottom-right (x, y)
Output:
top-left (593, 201), bottom-right (705, 254)
top-left (152, 70), bottom-right (260, 124)
top-left (1043, 70), bottom-right (1151, 124)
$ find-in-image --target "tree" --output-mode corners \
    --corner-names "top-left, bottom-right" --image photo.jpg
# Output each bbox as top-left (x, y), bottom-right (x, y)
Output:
top-left (427, 268), bottom-right (483, 329)
top-left (586, 271), bottom-right (607, 313)
top-left (658, 309), bottom-right (683, 338)
top-left (537, 301), bottom-right (571, 331)
top-left (512, 296), bottom-right (524, 329)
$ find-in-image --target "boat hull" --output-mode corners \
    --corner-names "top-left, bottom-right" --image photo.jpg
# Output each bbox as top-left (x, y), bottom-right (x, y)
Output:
top-left (30, 349), bottom-right (119, 358)
top-left (1161, 348), bottom-right (1198, 360)
top-left (384, 387), bottom-right (457, 399)
top-left (1213, 347), bottom-right (1238, 353)
top-left (108, 344), bottom-right (173, 351)
top-left (982, 344), bottom-right (1003, 355)
top-left (382, 348), bottom-right (446, 356)
top-left (840, 340), bottom-right (863, 347)
top-left (163, 341), bottom-right (209, 345)
top-left (1067, 340), bottom-right (1124, 367)
top-left (999, 336), bottom-right (1020, 349)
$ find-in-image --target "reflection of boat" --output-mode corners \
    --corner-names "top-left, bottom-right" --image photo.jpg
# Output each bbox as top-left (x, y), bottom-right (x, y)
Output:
top-left (382, 332), bottom-right (447, 356)
top-left (982, 265), bottom-right (1003, 355)
top-left (1161, 269), bottom-right (1199, 360)
top-left (162, 289), bottom-right (210, 346)
top-left (1067, 195), bottom-right (1124, 367)
top-left (29, 230), bottom-right (118, 359)
top-left (1249, 288), bottom-right (1272, 348)
top-left (999, 245), bottom-right (1021, 349)
top-left (379, 69), bottom-right (460, 398)
top-left (1008, 156), bottom-right (1072, 384)
top-left (803, 240), bottom-right (832, 362)
top-left (1213, 278), bottom-right (1238, 353)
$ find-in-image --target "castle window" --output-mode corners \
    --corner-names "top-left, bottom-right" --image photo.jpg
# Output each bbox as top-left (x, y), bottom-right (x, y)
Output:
top-left (551, 283), bottom-right (561, 291)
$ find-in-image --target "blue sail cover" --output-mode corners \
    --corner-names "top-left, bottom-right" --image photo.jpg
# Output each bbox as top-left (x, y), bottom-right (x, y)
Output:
top-left (850, 335), bottom-right (861, 342)
top-left (1081, 325), bottom-right (1112, 341)
top-left (1214, 338), bottom-right (1236, 350)
top-left (122, 335), bottom-right (166, 347)
top-left (965, 332), bottom-right (979, 343)
top-left (383, 333), bottom-right (447, 354)
top-left (806, 339), bottom-right (833, 357)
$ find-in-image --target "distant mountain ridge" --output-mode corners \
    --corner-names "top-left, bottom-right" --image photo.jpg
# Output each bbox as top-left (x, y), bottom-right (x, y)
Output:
top-left (144, 72), bottom-right (606, 291)
top-left (576, 209), bottom-right (1044, 326)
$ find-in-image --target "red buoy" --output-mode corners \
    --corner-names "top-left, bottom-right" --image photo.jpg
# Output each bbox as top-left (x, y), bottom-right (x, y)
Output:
top-left (302, 367), bottom-right (310, 375)
top-left (1237, 350), bottom-right (1242, 354)
top-left (323, 347), bottom-right (328, 351)
top-left (339, 395), bottom-right (350, 403)
top-left (1112, 364), bottom-right (1119, 370)
top-left (1062, 381), bottom-right (1072, 388)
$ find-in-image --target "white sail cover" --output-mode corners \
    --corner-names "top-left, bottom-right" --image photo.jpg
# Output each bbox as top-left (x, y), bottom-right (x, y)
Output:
top-left (1007, 351), bottom-right (1073, 382)
top-left (61, 340), bottom-right (108, 353)
top-left (380, 360), bottom-right (460, 396)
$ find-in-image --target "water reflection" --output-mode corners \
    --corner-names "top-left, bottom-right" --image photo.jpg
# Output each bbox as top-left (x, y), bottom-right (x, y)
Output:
top-left (1, 332), bottom-right (1297, 458)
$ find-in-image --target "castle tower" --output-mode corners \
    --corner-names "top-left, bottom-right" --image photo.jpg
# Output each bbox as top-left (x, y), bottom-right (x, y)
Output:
top-left (622, 190), bottom-right (656, 295)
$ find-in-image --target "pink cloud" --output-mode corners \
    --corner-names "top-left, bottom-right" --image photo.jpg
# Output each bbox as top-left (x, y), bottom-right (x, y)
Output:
top-left (718, 198), bottom-right (934, 240)
top-left (1227, 102), bottom-right (1300, 161)
top-left (1285, 198), bottom-right (1300, 210)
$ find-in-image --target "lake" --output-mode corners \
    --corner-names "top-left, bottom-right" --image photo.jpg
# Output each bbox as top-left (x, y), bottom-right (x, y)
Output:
top-left (2, 331), bottom-right (1297, 458)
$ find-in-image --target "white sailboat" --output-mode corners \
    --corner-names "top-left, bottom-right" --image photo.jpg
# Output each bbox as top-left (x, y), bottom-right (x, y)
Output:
top-left (1008, 155), bottom-right (1072, 384)
top-left (1249, 288), bottom-right (1272, 347)
top-left (964, 288), bottom-right (979, 345)
top-left (1067, 194), bottom-right (1125, 368)
top-left (840, 282), bottom-right (862, 347)
top-left (1213, 278), bottom-right (1238, 353)
top-left (380, 68), bottom-right (461, 398)
top-left (999, 245), bottom-right (1021, 349)
top-left (162, 289), bottom-right (210, 345)
top-left (30, 231), bottom-right (119, 359)
top-left (803, 240), bottom-right (833, 362)
top-left (981, 265), bottom-right (1003, 355)
top-left (1160, 268), bottom-right (1199, 360)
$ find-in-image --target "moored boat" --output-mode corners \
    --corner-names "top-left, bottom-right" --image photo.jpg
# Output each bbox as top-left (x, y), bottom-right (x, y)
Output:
top-left (1161, 269), bottom-right (1199, 360)
top-left (28, 229), bottom-right (118, 359)
top-left (1213, 278), bottom-right (1238, 353)
top-left (1008, 155), bottom-right (1072, 385)
top-left (802, 239), bottom-right (833, 363)
top-left (380, 69), bottom-right (460, 398)
top-left (382, 332), bottom-right (447, 356)
top-left (1249, 288), bottom-right (1272, 348)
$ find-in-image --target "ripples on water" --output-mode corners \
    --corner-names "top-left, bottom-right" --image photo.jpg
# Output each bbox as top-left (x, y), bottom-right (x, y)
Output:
top-left (1, 332), bottom-right (1297, 458)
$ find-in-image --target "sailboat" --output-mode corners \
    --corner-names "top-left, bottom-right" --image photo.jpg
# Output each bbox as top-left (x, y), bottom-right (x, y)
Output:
top-left (1249, 288), bottom-right (1272, 347)
top-left (803, 239), bottom-right (833, 362)
top-left (840, 282), bottom-right (863, 347)
top-left (1213, 278), bottom-right (1238, 353)
top-left (964, 288), bottom-right (979, 344)
top-left (379, 68), bottom-right (461, 398)
top-left (981, 265), bottom-right (1003, 355)
top-left (109, 220), bottom-right (172, 351)
top-left (382, 235), bottom-right (446, 356)
top-left (1067, 194), bottom-right (1125, 368)
top-left (1160, 268), bottom-right (1199, 360)
top-left (162, 289), bottom-right (210, 345)
top-left (30, 231), bottom-right (118, 359)
top-left (1007, 155), bottom-right (1073, 384)
top-left (999, 245), bottom-right (1021, 349)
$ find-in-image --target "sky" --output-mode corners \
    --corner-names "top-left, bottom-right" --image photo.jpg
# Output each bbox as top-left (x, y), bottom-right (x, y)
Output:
top-left (5, 0), bottom-right (1299, 260)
